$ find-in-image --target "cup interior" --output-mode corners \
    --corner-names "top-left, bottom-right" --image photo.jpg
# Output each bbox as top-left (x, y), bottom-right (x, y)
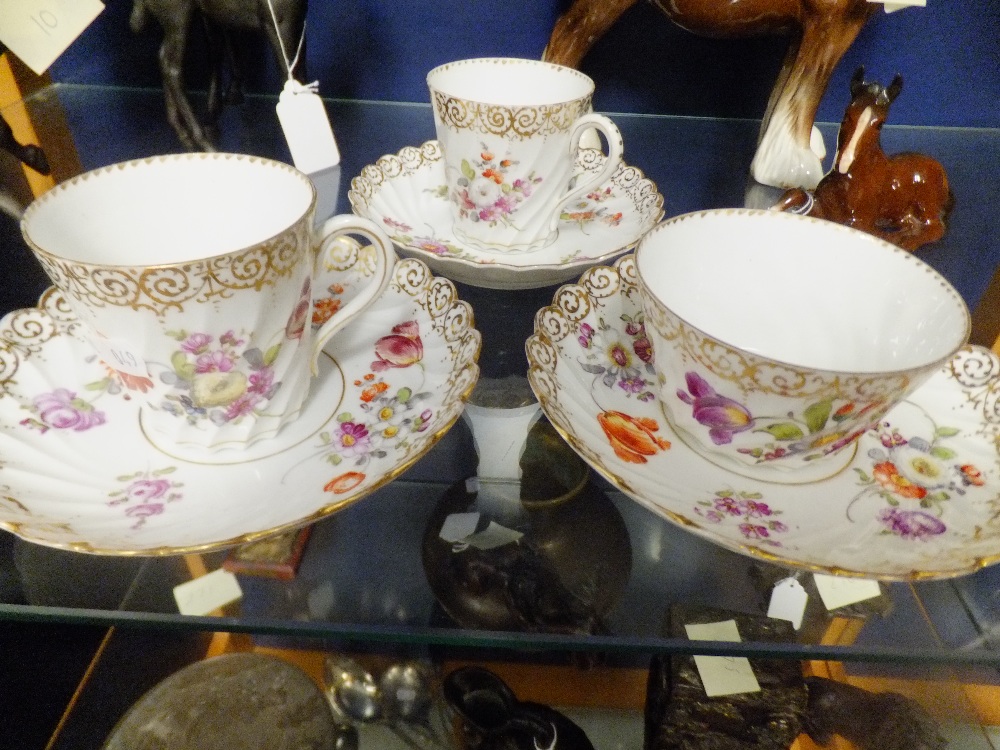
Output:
top-left (23, 154), bottom-right (315, 267)
top-left (427, 57), bottom-right (593, 106)
top-left (636, 210), bottom-right (970, 373)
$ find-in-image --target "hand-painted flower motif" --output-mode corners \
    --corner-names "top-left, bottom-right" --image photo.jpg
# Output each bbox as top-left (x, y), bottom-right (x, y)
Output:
top-left (694, 490), bottom-right (788, 546)
top-left (160, 328), bottom-right (282, 425)
top-left (312, 298), bottom-right (340, 326)
top-left (676, 372), bottom-right (752, 445)
top-left (577, 314), bottom-right (655, 400)
top-left (872, 460), bottom-right (928, 500)
top-left (597, 410), bottom-right (670, 464)
top-left (877, 507), bottom-right (946, 540)
top-left (850, 417), bottom-right (986, 537)
top-left (26, 388), bottom-right (106, 432)
top-left (108, 467), bottom-right (182, 530)
top-left (560, 186), bottom-right (624, 230)
top-left (452, 144), bottom-right (542, 227)
top-left (285, 278), bottom-right (312, 340)
top-left (325, 471), bottom-right (366, 494)
top-left (372, 321), bottom-right (423, 372)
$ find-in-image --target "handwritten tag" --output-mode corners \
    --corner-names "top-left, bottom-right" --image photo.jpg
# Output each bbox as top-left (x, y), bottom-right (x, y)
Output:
top-left (868, 0), bottom-right (925, 12)
top-left (173, 568), bottom-right (242, 616)
top-left (685, 620), bottom-right (761, 697)
top-left (0, 0), bottom-right (104, 75)
top-left (767, 577), bottom-right (808, 630)
top-left (88, 335), bottom-right (148, 378)
top-left (814, 573), bottom-right (881, 610)
top-left (276, 79), bottom-right (340, 174)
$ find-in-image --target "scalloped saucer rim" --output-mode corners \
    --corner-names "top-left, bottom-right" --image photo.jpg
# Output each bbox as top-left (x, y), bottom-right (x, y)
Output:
top-left (348, 140), bottom-right (665, 290)
top-left (0, 257), bottom-right (480, 555)
top-left (527, 254), bottom-right (1000, 580)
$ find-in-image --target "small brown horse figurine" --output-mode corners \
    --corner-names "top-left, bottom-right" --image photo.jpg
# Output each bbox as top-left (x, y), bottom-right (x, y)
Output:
top-left (775, 68), bottom-right (952, 252)
top-left (543, 0), bottom-right (878, 189)
top-left (130, 0), bottom-right (306, 151)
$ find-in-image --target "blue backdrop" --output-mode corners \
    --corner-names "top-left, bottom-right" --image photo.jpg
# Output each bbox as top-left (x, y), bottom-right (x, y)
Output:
top-left (51, 1), bottom-right (1000, 128)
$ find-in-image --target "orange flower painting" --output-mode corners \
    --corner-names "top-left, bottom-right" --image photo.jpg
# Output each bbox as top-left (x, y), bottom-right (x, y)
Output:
top-left (597, 410), bottom-right (671, 464)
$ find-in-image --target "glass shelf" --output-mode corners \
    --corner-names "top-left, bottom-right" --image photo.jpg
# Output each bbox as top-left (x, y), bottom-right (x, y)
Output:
top-left (2, 83), bottom-right (1000, 682)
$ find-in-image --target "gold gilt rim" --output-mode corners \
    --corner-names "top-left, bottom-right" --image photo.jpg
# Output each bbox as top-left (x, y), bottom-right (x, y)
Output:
top-left (635, 208), bottom-right (972, 380)
top-left (526, 254), bottom-right (1000, 582)
top-left (22, 152), bottom-right (317, 272)
top-left (426, 57), bottom-right (596, 108)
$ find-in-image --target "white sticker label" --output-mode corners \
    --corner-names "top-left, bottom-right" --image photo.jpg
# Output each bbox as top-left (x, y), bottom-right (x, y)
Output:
top-left (685, 620), bottom-right (761, 697)
top-left (767, 577), bottom-right (808, 630)
top-left (173, 568), bottom-right (242, 616)
top-left (814, 574), bottom-right (881, 610)
top-left (463, 521), bottom-right (523, 550)
top-left (868, 0), bottom-right (925, 12)
top-left (88, 335), bottom-right (149, 378)
top-left (439, 512), bottom-right (480, 543)
top-left (0, 0), bottom-right (104, 75)
top-left (276, 79), bottom-right (341, 174)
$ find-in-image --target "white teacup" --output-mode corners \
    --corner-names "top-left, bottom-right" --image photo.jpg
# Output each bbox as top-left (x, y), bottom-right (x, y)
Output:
top-left (21, 153), bottom-right (396, 452)
top-left (427, 57), bottom-right (624, 254)
top-left (635, 209), bottom-right (970, 483)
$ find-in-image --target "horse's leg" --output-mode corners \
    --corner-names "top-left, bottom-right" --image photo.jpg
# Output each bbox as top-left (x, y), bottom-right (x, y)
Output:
top-left (202, 17), bottom-right (225, 132)
top-left (157, 8), bottom-right (215, 151)
top-left (543, 0), bottom-right (639, 67)
top-left (0, 113), bottom-right (50, 174)
top-left (759, 34), bottom-right (826, 165)
top-left (751, 2), bottom-right (873, 189)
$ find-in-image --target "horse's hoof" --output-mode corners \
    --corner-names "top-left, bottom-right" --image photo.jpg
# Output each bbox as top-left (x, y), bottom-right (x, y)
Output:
top-left (751, 141), bottom-right (824, 190)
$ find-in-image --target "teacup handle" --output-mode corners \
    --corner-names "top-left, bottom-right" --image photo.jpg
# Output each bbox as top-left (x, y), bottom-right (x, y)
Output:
top-left (310, 214), bottom-right (397, 375)
top-left (548, 113), bottom-right (624, 234)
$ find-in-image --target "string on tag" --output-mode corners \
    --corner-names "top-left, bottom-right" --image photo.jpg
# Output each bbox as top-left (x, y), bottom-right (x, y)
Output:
top-left (266, 0), bottom-right (307, 81)
top-left (268, 0), bottom-right (341, 172)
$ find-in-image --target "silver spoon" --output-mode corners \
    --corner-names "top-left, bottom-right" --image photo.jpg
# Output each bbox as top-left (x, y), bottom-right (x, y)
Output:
top-left (379, 661), bottom-right (446, 746)
top-left (323, 655), bottom-right (428, 750)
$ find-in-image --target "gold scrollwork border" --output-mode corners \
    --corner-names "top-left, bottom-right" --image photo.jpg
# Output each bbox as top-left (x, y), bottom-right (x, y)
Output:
top-left (431, 92), bottom-right (591, 139)
top-left (31, 223), bottom-right (309, 317)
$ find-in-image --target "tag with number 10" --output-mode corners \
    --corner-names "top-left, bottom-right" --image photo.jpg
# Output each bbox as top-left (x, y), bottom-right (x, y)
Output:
top-left (0, 0), bottom-right (105, 75)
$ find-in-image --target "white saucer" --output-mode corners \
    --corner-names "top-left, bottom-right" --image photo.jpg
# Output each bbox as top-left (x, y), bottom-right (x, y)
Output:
top-left (0, 253), bottom-right (480, 554)
top-left (349, 141), bottom-right (664, 290)
top-left (527, 255), bottom-right (1000, 580)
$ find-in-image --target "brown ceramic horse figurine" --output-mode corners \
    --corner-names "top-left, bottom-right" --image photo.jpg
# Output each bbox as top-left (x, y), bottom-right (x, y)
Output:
top-left (130, 0), bottom-right (306, 151)
top-left (774, 68), bottom-right (952, 252)
top-left (543, 0), bottom-right (878, 190)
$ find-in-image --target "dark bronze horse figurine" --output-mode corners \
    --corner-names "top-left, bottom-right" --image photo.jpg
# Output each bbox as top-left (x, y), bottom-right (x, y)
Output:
top-left (544, 0), bottom-right (879, 189)
top-left (775, 68), bottom-right (952, 252)
top-left (130, 0), bottom-right (306, 151)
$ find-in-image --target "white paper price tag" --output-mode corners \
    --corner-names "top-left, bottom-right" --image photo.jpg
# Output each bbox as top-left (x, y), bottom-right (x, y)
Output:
top-left (767, 577), bottom-right (808, 630)
top-left (0, 0), bottom-right (104, 74)
top-left (685, 620), bottom-right (761, 697)
top-left (276, 79), bottom-right (341, 174)
top-left (173, 568), bottom-right (242, 616)
top-left (439, 512), bottom-right (480, 543)
top-left (868, 0), bottom-right (925, 12)
top-left (464, 521), bottom-right (523, 550)
top-left (814, 573), bottom-right (881, 610)
top-left (88, 335), bottom-right (149, 378)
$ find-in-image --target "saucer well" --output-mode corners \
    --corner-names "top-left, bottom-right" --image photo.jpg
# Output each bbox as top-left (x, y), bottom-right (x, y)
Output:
top-left (527, 255), bottom-right (1000, 580)
top-left (0, 251), bottom-right (480, 554)
top-left (349, 140), bottom-right (664, 290)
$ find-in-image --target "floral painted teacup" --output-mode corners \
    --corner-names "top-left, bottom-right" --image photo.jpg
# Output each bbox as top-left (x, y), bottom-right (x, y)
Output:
top-left (634, 209), bottom-right (970, 483)
top-left (427, 57), bottom-right (624, 253)
top-left (21, 153), bottom-right (395, 452)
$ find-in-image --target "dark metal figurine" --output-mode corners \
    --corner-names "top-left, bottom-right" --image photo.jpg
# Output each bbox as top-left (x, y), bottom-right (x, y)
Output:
top-left (775, 68), bottom-right (952, 252)
top-left (129, 0), bottom-right (307, 151)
